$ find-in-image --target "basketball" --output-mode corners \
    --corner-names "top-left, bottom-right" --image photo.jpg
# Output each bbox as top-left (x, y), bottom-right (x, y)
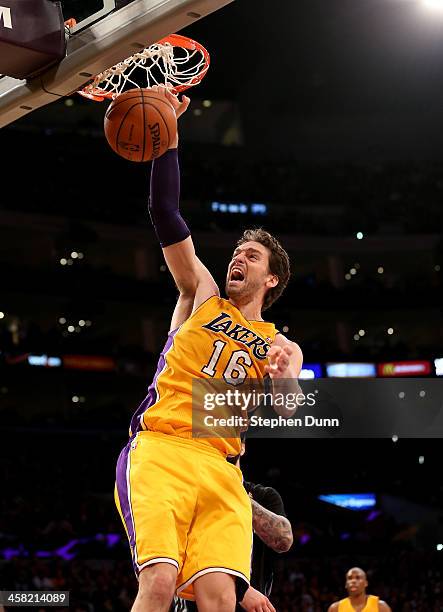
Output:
top-left (103, 88), bottom-right (177, 162)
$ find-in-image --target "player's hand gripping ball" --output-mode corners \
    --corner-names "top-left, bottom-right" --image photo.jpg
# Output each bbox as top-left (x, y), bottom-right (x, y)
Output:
top-left (104, 88), bottom-right (178, 162)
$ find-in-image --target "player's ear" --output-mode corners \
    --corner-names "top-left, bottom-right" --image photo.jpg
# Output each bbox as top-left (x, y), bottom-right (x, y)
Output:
top-left (266, 274), bottom-right (278, 289)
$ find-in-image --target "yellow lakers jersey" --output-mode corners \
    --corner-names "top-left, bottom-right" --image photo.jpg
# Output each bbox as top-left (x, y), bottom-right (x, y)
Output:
top-left (338, 595), bottom-right (380, 611)
top-left (130, 296), bottom-right (277, 455)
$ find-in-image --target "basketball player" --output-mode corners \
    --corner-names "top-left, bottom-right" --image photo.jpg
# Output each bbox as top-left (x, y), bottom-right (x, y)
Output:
top-left (173, 439), bottom-right (293, 611)
top-left (114, 86), bottom-right (303, 612)
top-left (328, 567), bottom-right (391, 612)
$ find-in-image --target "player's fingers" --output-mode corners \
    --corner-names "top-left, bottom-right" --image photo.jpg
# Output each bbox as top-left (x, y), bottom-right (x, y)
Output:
top-left (283, 345), bottom-right (293, 356)
top-left (264, 367), bottom-right (275, 379)
top-left (267, 345), bottom-right (279, 355)
top-left (267, 346), bottom-right (281, 363)
top-left (265, 600), bottom-right (276, 612)
top-left (178, 97), bottom-right (190, 111)
top-left (277, 355), bottom-right (289, 369)
top-left (176, 96), bottom-right (191, 117)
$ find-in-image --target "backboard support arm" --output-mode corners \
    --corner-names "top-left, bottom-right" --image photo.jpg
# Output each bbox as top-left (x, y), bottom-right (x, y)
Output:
top-left (0, 0), bottom-right (234, 128)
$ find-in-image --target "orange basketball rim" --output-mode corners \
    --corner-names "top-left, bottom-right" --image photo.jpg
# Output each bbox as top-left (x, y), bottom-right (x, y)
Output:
top-left (76, 34), bottom-right (210, 102)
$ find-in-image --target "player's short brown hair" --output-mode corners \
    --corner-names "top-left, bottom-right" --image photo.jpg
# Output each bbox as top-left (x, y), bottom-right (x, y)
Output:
top-left (237, 228), bottom-right (290, 310)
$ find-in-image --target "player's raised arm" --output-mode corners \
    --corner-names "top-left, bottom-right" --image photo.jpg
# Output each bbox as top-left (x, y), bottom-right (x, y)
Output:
top-left (148, 87), bottom-right (219, 321)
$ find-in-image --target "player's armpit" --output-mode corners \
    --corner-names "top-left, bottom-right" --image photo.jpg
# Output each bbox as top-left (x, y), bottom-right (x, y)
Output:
top-left (169, 293), bottom-right (195, 332)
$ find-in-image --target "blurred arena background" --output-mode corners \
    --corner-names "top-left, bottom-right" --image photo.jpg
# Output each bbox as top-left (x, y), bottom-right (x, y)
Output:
top-left (1, 0), bottom-right (443, 609)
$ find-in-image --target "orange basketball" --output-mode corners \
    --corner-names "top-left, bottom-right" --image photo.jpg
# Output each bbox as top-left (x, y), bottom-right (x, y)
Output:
top-left (104, 88), bottom-right (177, 162)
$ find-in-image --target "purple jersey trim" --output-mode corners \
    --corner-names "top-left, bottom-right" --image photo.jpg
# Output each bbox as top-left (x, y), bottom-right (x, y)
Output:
top-left (115, 443), bottom-right (138, 574)
top-left (129, 327), bottom-right (179, 436)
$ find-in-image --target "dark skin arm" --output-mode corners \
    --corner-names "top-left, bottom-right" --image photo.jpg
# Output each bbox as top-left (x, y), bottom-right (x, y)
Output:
top-left (251, 498), bottom-right (293, 553)
top-left (327, 604), bottom-right (339, 612)
top-left (379, 602), bottom-right (392, 612)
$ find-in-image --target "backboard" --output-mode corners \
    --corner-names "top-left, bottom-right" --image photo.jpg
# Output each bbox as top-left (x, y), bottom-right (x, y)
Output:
top-left (0, 0), bottom-right (234, 128)
top-left (61, 0), bottom-right (118, 33)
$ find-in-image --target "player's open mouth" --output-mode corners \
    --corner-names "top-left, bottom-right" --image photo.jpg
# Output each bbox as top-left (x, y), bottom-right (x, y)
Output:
top-left (229, 267), bottom-right (245, 284)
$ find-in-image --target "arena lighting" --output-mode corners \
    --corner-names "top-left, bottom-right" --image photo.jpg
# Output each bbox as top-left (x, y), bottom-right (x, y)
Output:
top-left (299, 363), bottom-right (322, 379)
top-left (378, 360), bottom-right (432, 377)
top-left (423, 0), bottom-right (443, 10)
top-left (211, 202), bottom-right (268, 215)
top-left (326, 363), bottom-right (376, 378)
top-left (419, 456), bottom-right (425, 464)
top-left (356, 232), bottom-right (364, 240)
top-left (28, 354), bottom-right (61, 367)
top-left (318, 493), bottom-right (376, 511)
top-left (435, 358), bottom-right (443, 376)
top-left (437, 544), bottom-right (443, 551)
top-left (0, 534), bottom-right (122, 561)
top-left (0, 311), bottom-right (4, 319)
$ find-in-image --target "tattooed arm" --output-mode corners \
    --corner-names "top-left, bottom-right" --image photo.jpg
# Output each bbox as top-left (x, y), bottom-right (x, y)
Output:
top-left (251, 497), bottom-right (293, 553)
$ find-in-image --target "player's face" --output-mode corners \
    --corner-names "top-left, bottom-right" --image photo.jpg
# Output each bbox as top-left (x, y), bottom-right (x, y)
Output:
top-left (226, 241), bottom-right (276, 305)
top-left (345, 569), bottom-right (368, 596)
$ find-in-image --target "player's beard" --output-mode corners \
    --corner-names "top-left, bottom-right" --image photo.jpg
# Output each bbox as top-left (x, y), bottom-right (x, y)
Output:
top-left (225, 277), bottom-right (261, 305)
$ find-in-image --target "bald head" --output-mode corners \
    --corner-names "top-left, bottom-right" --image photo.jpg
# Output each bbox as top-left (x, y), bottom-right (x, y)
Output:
top-left (345, 567), bottom-right (368, 597)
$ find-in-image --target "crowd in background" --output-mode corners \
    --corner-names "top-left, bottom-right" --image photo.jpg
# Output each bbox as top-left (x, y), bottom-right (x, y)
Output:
top-left (1, 552), bottom-right (442, 611)
top-left (2, 130), bottom-right (443, 236)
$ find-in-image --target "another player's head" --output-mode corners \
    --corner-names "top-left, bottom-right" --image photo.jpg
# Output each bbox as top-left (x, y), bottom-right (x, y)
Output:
top-left (226, 229), bottom-right (290, 311)
top-left (345, 567), bottom-right (368, 597)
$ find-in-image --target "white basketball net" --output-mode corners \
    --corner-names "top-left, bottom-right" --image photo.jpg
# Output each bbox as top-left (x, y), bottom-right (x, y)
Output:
top-left (79, 36), bottom-right (209, 101)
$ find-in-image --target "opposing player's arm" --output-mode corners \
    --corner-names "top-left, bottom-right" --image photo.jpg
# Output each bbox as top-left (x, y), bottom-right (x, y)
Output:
top-left (379, 601), bottom-right (392, 611)
top-left (250, 498), bottom-right (293, 553)
top-left (327, 603), bottom-right (339, 612)
top-left (239, 586), bottom-right (276, 611)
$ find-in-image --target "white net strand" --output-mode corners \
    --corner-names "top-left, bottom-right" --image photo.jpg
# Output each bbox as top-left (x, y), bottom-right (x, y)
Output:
top-left (81, 40), bottom-right (207, 99)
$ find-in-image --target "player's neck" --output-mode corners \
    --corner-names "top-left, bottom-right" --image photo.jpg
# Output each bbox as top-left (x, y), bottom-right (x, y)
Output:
top-left (228, 298), bottom-right (263, 322)
top-left (349, 592), bottom-right (368, 607)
